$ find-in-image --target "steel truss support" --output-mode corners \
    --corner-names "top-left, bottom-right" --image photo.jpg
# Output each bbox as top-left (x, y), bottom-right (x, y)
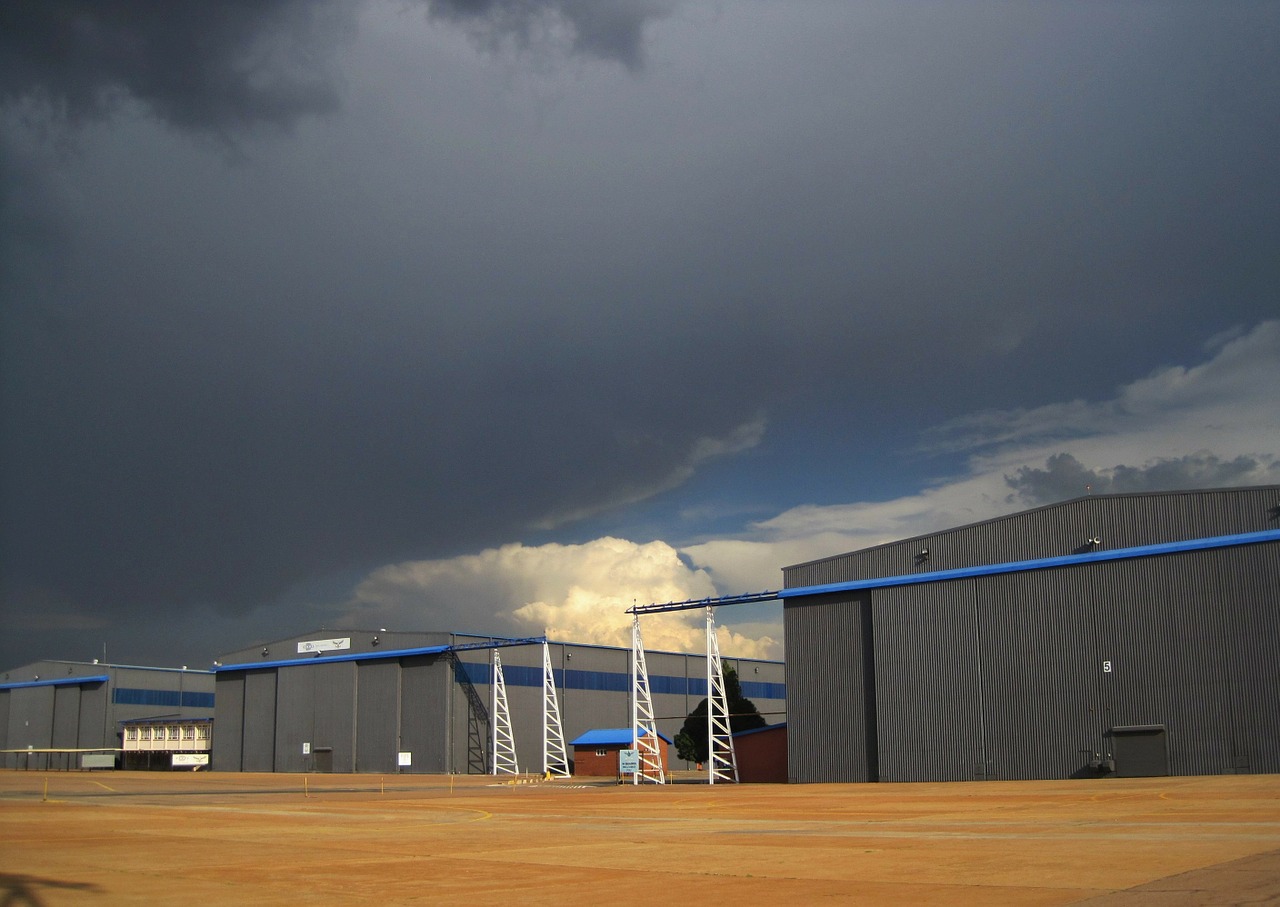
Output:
top-left (705, 607), bottom-right (738, 784)
top-left (630, 616), bottom-right (665, 784)
top-left (490, 651), bottom-right (519, 775)
top-left (542, 641), bottom-right (570, 778)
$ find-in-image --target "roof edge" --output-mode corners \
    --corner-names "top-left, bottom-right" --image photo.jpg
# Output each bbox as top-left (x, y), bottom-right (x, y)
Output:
top-left (783, 485), bottom-right (1280, 573)
top-left (780, 528), bottom-right (1280, 600)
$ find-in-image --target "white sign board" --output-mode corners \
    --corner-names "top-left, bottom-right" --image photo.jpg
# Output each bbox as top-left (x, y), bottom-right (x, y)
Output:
top-left (398, 752), bottom-right (412, 767)
top-left (172, 753), bottom-right (209, 767)
top-left (302, 742), bottom-right (311, 755)
top-left (618, 748), bottom-right (639, 774)
top-left (298, 637), bottom-right (351, 654)
top-left (81, 754), bottom-right (116, 769)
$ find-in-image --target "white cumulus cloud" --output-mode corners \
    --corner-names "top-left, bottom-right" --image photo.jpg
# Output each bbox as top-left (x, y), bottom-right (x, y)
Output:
top-left (341, 536), bottom-right (781, 659)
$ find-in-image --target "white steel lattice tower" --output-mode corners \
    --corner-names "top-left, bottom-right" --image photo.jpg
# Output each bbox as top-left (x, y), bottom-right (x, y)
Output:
top-left (630, 616), bottom-right (666, 784)
top-left (705, 607), bottom-right (738, 784)
top-left (490, 651), bottom-right (519, 775)
top-left (541, 641), bottom-right (570, 778)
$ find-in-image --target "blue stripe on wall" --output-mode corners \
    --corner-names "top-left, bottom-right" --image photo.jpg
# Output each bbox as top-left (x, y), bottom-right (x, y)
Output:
top-left (112, 688), bottom-right (215, 709)
top-left (740, 681), bottom-right (786, 700)
top-left (458, 662), bottom-right (783, 700)
top-left (114, 688), bottom-right (180, 707)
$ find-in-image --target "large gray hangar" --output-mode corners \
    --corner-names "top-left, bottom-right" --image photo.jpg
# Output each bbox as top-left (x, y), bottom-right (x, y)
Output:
top-left (212, 630), bottom-right (785, 774)
top-left (0, 661), bottom-right (214, 770)
top-left (781, 486), bottom-right (1280, 784)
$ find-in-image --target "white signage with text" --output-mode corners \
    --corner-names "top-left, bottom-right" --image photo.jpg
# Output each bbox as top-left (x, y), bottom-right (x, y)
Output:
top-left (298, 637), bottom-right (352, 654)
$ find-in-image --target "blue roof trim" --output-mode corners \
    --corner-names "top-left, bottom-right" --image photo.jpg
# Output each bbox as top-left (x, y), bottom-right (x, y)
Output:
top-left (570, 728), bottom-right (673, 746)
top-left (216, 643), bottom-right (452, 672)
top-left (779, 528), bottom-right (1280, 600)
top-left (733, 722), bottom-right (786, 738)
top-left (120, 716), bottom-right (213, 725)
top-left (0, 674), bottom-right (109, 690)
top-left (214, 636), bottom-right (546, 673)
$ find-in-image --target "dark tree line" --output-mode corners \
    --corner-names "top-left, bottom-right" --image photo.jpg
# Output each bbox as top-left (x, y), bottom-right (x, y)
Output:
top-left (673, 667), bottom-right (766, 764)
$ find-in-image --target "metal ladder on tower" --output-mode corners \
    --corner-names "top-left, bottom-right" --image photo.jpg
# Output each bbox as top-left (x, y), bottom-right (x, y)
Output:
top-left (490, 651), bottom-right (519, 775)
top-left (630, 615), bottom-right (665, 784)
top-left (542, 640), bottom-right (570, 778)
top-left (706, 607), bottom-right (738, 784)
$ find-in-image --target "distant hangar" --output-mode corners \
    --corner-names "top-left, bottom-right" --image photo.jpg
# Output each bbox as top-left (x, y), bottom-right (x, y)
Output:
top-left (212, 631), bottom-right (785, 775)
top-left (780, 486), bottom-right (1280, 783)
top-left (0, 661), bottom-right (214, 770)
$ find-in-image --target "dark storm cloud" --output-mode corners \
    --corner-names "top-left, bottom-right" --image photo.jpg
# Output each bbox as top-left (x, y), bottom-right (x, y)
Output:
top-left (423, 0), bottom-right (673, 70)
top-left (3, 2), bottom-right (1280, 670)
top-left (1006, 453), bottom-right (1280, 506)
top-left (0, 0), bottom-right (350, 129)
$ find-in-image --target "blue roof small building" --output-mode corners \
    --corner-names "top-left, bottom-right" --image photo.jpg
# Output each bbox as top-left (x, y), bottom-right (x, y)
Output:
top-left (570, 728), bottom-right (671, 778)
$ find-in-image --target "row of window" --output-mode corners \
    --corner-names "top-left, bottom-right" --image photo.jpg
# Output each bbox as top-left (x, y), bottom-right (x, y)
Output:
top-left (124, 724), bottom-right (210, 742)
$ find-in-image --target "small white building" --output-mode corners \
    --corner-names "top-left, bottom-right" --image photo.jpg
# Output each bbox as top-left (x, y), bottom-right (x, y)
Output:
top-left (121, 718), bottom-right (212, 769)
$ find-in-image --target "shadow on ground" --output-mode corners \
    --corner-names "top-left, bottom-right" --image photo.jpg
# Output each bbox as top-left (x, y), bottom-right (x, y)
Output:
top-left (0, 872), bottom-right (102, 906)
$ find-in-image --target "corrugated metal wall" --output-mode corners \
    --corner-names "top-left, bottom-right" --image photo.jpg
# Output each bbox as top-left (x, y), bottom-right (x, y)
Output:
top-left (356, 660), bottom-right (399, 772)
top-left (872, 581), bottom-right (987, 781)
top-left (241, 670), bottom-right (277, 771)
top-left (51, 685), bottom-right (81, 749)
top-left (1090, 552), bottom-right (1232, 776)
top-left (1, 673), bottom-right (117, 768)
top-left (1221, 543), bottom-right (1280, 774)
top-left (787, 488), bottom-right (1278, 586)
top-left (212, 673), bottom-right (245, 771)
top-left (784, 487), bottom-right (1280, 782)
top-left (1, 686), bottom-right (53, 768)
top-left (273, 661), bottom-right (357, 772)
top-left (78, 682), bottom-right (108, 748)
top-left (973, 567), bottom-right (1108, 780)
top-left (785, 593), bottom-right (875, 783)
top-left (313, 662), bottom-right (357, 772)
top-left (401, 655), bottom-right (449, 773)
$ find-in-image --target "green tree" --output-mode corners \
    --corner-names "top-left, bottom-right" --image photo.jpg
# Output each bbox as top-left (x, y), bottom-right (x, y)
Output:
top-left (674, 667), bottom-right (767, 764)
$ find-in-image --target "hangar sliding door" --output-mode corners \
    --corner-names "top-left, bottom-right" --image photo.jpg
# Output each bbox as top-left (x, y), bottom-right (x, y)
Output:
top-left (872, 582), bottom-right (986, 782)
top-left (241, 670), bottom-right (277, 772)
top-left (356, 660), bottom-right (399, 773)
top-left (784, 592), bottom-right (877, 783)
top-left (212, 673), bottom-right (246, 772)
top-left (402, 655), bottom-right (448, 773)
top-left (276, 662), bottom-right (356, 773)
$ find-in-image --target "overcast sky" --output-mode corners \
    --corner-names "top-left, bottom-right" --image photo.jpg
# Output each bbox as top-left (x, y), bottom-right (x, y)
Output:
top-left (2, 1), bottom-right (1277, 671)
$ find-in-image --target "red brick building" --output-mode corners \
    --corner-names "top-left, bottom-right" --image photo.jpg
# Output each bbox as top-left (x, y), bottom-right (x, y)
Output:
top-left (733, 723), bottom-right (788, 783)
top-left (570, 728), bottom-right (671, 778)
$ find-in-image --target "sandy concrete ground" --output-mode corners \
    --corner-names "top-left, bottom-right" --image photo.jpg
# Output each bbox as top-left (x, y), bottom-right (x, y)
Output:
top-left (1, 770), bottom-right (1278, 905)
